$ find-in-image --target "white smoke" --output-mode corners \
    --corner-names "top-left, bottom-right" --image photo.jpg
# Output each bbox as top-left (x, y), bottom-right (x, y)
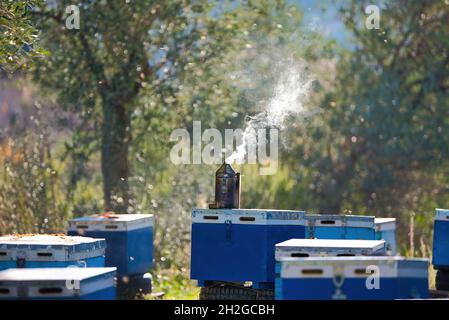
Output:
top-left (226, 59), bottom-right (314, 164)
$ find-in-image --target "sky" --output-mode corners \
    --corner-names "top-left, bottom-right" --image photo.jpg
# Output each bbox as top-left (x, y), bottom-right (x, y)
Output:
top-left (293, 0), bottom-right (352, 47)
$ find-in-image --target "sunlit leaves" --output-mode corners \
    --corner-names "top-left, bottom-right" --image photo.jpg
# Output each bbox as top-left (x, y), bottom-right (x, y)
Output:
top-left (0, 0), bottom-right (45, 73)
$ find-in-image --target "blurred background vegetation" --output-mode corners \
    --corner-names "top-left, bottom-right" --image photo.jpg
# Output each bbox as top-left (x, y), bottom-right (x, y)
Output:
top-left (1, 0), bottom-right (448, 298)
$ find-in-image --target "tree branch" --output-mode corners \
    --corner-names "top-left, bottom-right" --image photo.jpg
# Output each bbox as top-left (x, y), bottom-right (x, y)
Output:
top-left (33, 9), bottom-right (108, 91)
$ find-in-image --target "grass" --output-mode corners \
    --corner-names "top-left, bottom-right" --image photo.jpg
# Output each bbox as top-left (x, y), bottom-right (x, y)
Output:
top-left (146, 267), bottom-right (200, 300)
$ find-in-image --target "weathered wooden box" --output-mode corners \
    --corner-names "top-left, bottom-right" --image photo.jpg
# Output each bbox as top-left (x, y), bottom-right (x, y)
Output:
top-left (0, 267), bottom-right (116, 300)
top-left (0, 234), bottom-right (105, 270)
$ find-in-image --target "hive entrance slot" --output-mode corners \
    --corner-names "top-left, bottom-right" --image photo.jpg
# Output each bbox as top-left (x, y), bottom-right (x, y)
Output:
top-left (0, 288), bottom-right (10, 294)
top-left (301, 269), bottom-right (323, 275)
top-left (105, 225), bottom-right (118, 229)
top-left (337, 253), bottom-right (355, 257)
top-left (354, 268), bottom-right (367, 275)
top-left (37, 252), bottom-right (53, 257)
top-left (0, 252), bottom-right (6, 256)
top-left (290, 253), bottom-right (310, 258)
top-left (320, 220), bottom-right (336, 225)
top-left (239, 217), bottom-right (255, 222)
top-left (39, 287), bottom-right (63, 294)
top-left (76, 225), bottom-right (89, 229)
top-left (203, 215), bottom-right (219, 220)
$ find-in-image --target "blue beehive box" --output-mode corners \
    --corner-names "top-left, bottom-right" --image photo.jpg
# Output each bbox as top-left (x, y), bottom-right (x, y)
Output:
top-left (0, 267), bottom-right (116, 300)
top-left (274, 239), bottom-right (386, 299)
top-left (190, 208), bottom-right (306, 288)
top-left (432, 208), bottom-right (449, 269)
top-left (275, 239), bottom-right (386, 260)
top-left (0, 234), bottom-right (106, 270)
top-left (305, 214), bottom-right (375, 240)
top-left (375, 218), bottom-right (397, 255)
top-left (276, 256), bottom-right (429, 300)
top-left (68, 213), bottom-right (153, 277)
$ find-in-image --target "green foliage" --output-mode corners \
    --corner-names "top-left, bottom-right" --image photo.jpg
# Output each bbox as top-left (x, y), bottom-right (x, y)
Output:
top-left (0, 106), bottom-right (71, 234)
top-left (0, 0), bottom-right (44, 73)
top-left (32, 0), bottom-right (313, 212)
top-left (150, 266), bottom-right (199, 300)
top-left (278, 0), bottom-right (449, 251)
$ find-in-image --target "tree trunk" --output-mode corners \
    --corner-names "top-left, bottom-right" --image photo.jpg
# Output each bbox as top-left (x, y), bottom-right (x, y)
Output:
top-left (101, 99), bottom-right (131, 214)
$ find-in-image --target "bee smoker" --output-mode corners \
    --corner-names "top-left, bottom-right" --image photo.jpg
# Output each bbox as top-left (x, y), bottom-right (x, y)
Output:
top-left (209, 163), bottom-right (241, 209)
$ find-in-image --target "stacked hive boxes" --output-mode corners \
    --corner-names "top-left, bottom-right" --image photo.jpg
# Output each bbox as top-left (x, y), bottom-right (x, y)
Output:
top-left (274, 239), bottom-right (386, 299)
top-left (0, 234), bottom-right (116, 300)
top-left (190, 208), bottom-right (428, 300)
top-left (275, 216), bottom-right (427, 300)
top-left (276, 256), bottom-right (428, 300)
top-left (191, 211), bottom-right (386, 290)
top-left (68, 213), bottom-right (154, 298)
top-left (0, 213), bottom-right (154, 300)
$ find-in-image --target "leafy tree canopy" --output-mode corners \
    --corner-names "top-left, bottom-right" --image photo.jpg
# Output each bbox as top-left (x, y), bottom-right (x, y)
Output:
top-left (0, 0), bottom-right (44, 73)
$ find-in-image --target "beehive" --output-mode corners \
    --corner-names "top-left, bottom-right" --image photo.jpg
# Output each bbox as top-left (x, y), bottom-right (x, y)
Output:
top-left (305, 214), bottom-right (376, 240)
top-left (68, 213), bottom-right (153, 277)
top-left (275, 239), bottom-right (386, 260)
top-left (0, 234), bottom-right (106, 270)
top-left (0, 267), bottom-right (116, 300)
top-left (375, 218), bottom-right (396, 255)
top-left (276, 256), bottom-right (428, 300)
top-left (190, 208), bottom-right (306, 288)
top-left (432, 209), bottom-right (449, 269)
